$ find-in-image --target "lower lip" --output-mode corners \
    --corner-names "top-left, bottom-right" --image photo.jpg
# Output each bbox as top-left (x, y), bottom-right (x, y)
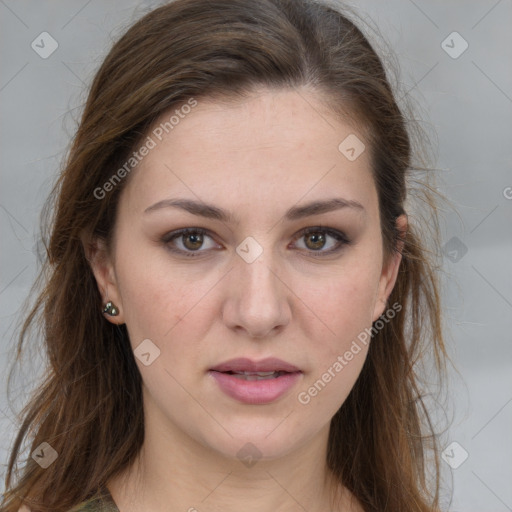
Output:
top-left (209, 371), bottom-right (302, 405)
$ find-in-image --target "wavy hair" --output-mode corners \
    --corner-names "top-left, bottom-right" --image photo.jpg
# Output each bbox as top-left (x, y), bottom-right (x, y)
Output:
top-left (2, 1), bottom-right (451, 510)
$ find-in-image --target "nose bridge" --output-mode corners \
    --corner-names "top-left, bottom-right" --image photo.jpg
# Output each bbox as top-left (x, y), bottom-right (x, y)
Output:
top-left (239, 257), bottom-right (279, 301)
top-left (223, 243), bottom-right (291, 337)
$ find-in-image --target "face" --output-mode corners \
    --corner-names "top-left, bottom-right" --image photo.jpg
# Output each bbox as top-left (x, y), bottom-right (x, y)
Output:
top-left (88, 87), bottom-right (405, 462)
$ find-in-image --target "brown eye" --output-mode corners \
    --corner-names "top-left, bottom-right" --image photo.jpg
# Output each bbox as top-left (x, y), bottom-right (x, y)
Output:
top-left (294, 227), bottom-right (350, 256)
top-left (304, 231), bottom-right (326, 250)
top-left (182, 232), bottom-right (204, 250)
top-left (162, 228), bottom-right (219, 257)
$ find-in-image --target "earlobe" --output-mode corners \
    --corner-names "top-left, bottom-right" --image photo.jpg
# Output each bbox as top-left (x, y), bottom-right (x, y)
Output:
top-left (372, 214), bottom-right (407, 322)
top-left (81, 232), bottom-right (125, 324)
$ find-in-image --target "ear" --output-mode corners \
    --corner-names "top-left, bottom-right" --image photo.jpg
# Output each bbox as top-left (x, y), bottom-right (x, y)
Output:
top-left (372, 214), bottom-right (407, 322)
top-left (81, 231), bottom-right (125, 325)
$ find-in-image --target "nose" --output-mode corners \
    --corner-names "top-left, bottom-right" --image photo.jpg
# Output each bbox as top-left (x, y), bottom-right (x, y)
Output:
top-left (222, 255), bottom-right (292, 339)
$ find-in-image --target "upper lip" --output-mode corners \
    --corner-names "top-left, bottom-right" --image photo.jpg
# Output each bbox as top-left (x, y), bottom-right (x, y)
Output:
top-left (210, 357), bottom-right (301, 373)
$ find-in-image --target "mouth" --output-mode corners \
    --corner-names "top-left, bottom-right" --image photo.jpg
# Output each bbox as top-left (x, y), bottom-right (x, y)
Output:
top-left (208, 358), bottom-right (302, 404)
top-left (209, 357), bottom-right (301, 374)
top-left (216, 370), bottom-right (289, 381)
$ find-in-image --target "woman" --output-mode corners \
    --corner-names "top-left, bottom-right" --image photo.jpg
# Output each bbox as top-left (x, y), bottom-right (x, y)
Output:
top-left (2, 0), bottom-right (449, 511)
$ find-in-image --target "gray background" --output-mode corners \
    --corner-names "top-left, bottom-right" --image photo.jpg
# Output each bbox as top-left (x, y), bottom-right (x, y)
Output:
top-left (1, 1), bottom-right (511, 510)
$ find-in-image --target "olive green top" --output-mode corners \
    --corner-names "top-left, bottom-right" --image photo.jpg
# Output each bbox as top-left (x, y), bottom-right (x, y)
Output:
top-left (67, 487), bottom-right (120, 512)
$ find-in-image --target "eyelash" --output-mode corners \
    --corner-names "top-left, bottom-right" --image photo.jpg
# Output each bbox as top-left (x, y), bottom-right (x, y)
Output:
top-left (161, 226), bottom-right (351, 258)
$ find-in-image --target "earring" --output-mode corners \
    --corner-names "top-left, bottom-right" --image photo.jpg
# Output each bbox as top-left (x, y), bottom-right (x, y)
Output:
top-left (103, 301), bottom-right (119, 317)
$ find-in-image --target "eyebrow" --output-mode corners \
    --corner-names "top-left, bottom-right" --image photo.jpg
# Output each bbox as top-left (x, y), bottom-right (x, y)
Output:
top-left (144, 197), bottom-right (365, 223)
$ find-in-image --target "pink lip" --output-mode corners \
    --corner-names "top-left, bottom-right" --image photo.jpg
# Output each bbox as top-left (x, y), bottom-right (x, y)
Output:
top-left (209, 358), bottom-right (302, 405)
top-left (209, 371), bottom-right (302, 405)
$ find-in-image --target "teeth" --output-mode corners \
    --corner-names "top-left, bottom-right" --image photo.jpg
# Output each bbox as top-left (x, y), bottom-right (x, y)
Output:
top-left (230, 371), bottom-right (282, 380)
top-left (234, 371), bottom-right (277, 376)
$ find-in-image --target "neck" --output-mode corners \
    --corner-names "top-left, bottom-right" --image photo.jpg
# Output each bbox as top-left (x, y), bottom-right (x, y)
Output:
top-left (107, 407), bottom-right (354, 511)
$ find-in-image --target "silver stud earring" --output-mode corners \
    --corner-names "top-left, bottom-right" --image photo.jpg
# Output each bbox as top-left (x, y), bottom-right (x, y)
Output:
top-left (103, 301), bottom-right (119, 317)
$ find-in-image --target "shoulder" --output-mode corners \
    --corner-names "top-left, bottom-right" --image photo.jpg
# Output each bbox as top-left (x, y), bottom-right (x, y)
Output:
top-left (17, 495), bottom-right (118, 512)
top-left (66, 496), bottom-right (119, 512)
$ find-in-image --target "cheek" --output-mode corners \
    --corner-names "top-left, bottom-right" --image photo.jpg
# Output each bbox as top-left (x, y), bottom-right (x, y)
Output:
top-left (115, 243), bottom-right (220, 350)
top-left (293, 268), bottom-right (378, 416)
top-left (303, 262), bottom-right (381, 351)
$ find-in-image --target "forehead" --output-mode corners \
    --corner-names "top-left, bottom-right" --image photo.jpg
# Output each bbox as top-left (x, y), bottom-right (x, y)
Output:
top-left (120, 88), bottom-right (376, 216)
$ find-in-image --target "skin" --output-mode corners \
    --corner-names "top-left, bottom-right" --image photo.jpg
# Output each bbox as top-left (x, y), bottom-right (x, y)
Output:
top-left (86, 86), bottom-right (406, 512)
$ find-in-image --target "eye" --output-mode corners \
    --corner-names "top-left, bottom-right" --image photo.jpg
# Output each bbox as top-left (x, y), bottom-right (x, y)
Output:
top-left (162, 228), bottom-right (220, 257)
top-left (161, 226), bottom-right (350, 258)
top-left (292, 226), bottom-right (350, 255)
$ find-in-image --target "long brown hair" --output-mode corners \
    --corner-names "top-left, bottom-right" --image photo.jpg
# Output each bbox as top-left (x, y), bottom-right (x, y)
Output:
top-left (2, 1), bottom-right (451, 510)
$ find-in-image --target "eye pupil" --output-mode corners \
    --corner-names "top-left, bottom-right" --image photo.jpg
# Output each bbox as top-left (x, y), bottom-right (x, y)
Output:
top-left (183, 233), bottom-right (203, 250)
top-left (305, 232), bottom-right (325, 250)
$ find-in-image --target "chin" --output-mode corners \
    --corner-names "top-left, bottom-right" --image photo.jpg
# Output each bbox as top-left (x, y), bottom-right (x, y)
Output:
top-left (198, 422), bottom-right (313, 463)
